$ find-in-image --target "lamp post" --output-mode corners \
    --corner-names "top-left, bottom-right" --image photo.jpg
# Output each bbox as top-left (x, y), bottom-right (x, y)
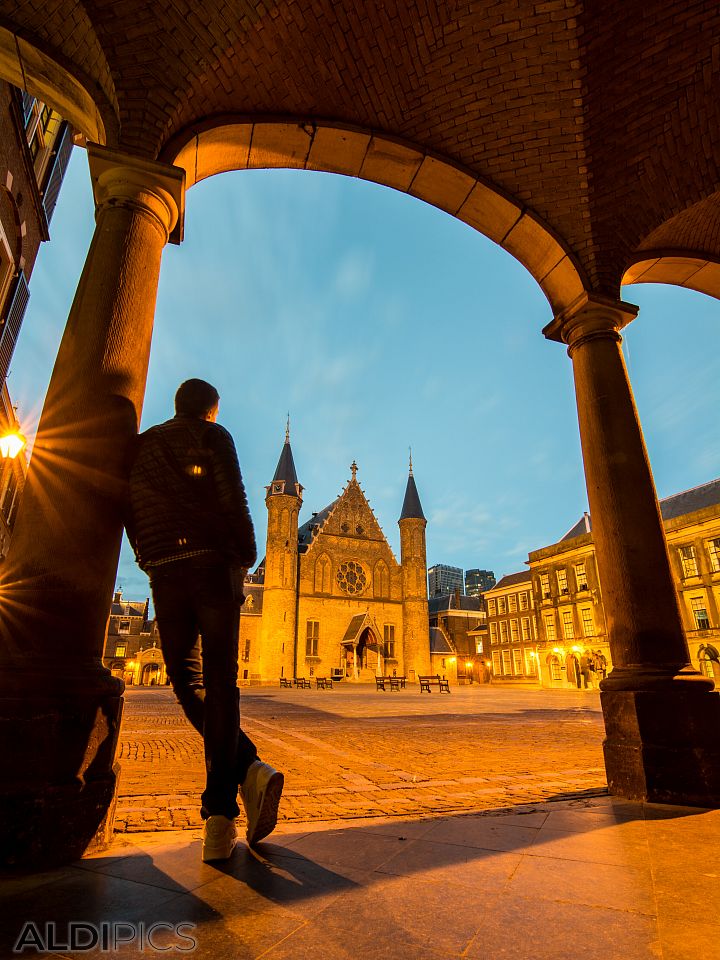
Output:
top-left (0, 430), bottom-right (26, 459)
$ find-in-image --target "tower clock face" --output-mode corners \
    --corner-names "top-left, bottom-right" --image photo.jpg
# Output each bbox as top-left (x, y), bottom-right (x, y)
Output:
top-left (336, 560), bottom-right (367, 595)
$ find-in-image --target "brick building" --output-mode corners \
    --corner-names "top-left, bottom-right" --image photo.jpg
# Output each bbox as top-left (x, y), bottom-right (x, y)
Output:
top-left (429, 592), bottom-right (487, 684)
top-left (239, 431), bottom-right (431, 684)
top-left (102, 591), bottom-right (163, 687)
top-left (483, 571), bottom-right (538, 684)
top-left (0, 81), bottom-right (72, 558)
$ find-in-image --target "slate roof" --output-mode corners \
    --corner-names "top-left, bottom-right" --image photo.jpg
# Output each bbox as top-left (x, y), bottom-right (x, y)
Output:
top-left (399, 472), bottom-right (425, 521)
top-left (659, 478), bottom-right (720, 521)
top-left (272, 438), bottom-right (299, 486)
top-left (297, 498), bottom-right (340, 552)
top-left (430, 626), bottom-right (454, 655)
top-left (558, 478), bottom-right (720, 542)
top-left (491, 571), bottom-right (532, 590)
top-left (428, 595), bottom-right (482, 614)
top-left (110, 600), bottom-right (147, 618)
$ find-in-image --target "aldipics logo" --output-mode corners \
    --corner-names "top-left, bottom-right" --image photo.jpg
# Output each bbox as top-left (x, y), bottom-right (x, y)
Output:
top-left (13, 921), bottom-right (197, 953)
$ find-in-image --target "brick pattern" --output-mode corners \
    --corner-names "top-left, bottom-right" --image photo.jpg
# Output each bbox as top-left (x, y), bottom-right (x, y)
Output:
top-left (3, 1), bottom-right (720, 298)
top-left (113, 686), bottom-right (607, 832)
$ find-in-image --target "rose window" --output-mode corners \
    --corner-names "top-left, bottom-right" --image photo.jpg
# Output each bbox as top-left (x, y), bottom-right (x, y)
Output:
top-left (336, 560), bottom-right (367, 595)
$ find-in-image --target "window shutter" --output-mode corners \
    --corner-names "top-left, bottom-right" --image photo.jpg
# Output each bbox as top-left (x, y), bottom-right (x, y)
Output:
top-left (0, 271), bottom-right (29, 384)
top-left (41, 122), bottom-right (73, 226)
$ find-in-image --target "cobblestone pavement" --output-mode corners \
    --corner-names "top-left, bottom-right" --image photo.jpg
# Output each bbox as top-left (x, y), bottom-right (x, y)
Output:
top-left (115, 685), bottom-right (607, 832)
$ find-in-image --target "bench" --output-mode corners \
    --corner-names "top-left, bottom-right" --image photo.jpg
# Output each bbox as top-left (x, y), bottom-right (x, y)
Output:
top-left (293, 677), bottom-right (311, 689)
top-left (376, 676), bottom-right (407, 691)
top-left (419, 675), bottom-right (451, 693)
top-left (315, 677), bottom-right (333, 689)
top-left (279, 677), bottom-right (292, 688)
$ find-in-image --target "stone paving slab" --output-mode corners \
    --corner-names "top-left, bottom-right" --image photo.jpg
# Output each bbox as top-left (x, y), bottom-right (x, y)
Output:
top-left (115, 685), bottom-right (607, 832)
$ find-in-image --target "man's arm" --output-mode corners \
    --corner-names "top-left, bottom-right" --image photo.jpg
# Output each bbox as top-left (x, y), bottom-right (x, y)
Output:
top-left (205, 424), bottom-right (257, 569)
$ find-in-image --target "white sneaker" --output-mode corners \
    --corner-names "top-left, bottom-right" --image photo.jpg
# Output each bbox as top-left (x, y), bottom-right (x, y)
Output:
top-left (202, 815), bottom-right (237, 862)
top-left (241, 761), bottom-right (284, 847)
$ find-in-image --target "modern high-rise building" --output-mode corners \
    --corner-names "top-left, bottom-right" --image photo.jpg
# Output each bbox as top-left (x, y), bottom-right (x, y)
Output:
top-left (428, 563), bottom-right (464, 597)
top-left (465, 568), bottom-right (496, 596)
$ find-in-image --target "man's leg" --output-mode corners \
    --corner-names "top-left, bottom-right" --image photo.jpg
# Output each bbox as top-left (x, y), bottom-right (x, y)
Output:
top-left (194, 565), bottom-right (258, 819)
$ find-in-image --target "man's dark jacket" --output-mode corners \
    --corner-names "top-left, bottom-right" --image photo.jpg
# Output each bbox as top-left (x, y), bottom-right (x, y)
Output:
top-left (126, 415), bottom-right (257, 572)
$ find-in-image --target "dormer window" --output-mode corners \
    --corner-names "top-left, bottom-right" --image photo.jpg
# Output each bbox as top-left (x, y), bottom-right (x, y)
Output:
top-left (272, 482), bottom-right (283, 494)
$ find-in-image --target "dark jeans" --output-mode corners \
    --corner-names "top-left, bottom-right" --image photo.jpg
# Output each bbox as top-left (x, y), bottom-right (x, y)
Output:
top-left (150, 560), bottom-right (258, 819)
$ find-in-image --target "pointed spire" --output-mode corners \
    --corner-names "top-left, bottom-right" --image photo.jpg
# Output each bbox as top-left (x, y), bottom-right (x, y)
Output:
top-left (272, 419), bottom-right (299, 487)
top-left (350, 460), bottom-right (358, 482)
top-left (399, 456), bottom-right (425, 521)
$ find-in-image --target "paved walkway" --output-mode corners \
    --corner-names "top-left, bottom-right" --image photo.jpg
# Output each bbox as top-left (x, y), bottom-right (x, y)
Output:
top-left (3, 795), bottom-right (718, 959)
top-left (115, 685), bottom-right (607, 832)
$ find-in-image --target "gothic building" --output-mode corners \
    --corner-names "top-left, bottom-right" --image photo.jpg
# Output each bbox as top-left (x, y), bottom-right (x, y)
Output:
top-left (239, 430), bottom-right (432, 683)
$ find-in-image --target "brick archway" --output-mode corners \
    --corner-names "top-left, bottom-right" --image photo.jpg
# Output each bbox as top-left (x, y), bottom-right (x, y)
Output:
top-left (162, 118), bottom-right (589, 316)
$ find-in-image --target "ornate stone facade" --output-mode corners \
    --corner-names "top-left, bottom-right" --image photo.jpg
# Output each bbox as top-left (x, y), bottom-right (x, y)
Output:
top-left (241, 436), bottom-right (431, 683)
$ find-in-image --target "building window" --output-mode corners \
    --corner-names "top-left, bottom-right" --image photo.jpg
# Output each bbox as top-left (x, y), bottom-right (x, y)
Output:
top-left (492, 650), bottom-right (501, 675)
top-left (691, 597), bottom-right (711, 631)
top-left (305, 620), bottom-right (319, 657)
top-left (487, 598), bottom-right (496, 616)
top-left (242, 639), bottom-right (251, 662)
top-left (475, 639), bottom-right (484, 654)
top-left (115, 643), bottom-right (126, 657)
top-left (512, 648), bottom-right (523, 674)
top-left (575, 562), bottom-right (588, 590)
top-left (544, 614), bottom-right (557, 642)
top-left (708, 538), bottom-right (720, 573)
top-left (519, 592), bottom-right (529, 611)
top-left (581, 607), bottom-right (594, 637)
top-left (502, 650), bottom-right (512, 675)
top-left (510, 619), bottom-right (519, 642)
top-left (679, 545), bottom-right (699, 578)
top-left (561, 609), bottom-right (574, 639)
top-left (557, 569), bottom-right (569, 595)
top-left (498, 597), bottom-right (507, 615)
top-left (499, 621), bottom-right (509, 643)
top-left (383, 624), bottom-right (396, 659)
top-left (524, 648), bottom-right (537, 676)
top-left (540, 573), bottom-right (551, 599)
top-left (489, 622), bottom-right (497, 644)
top-left (118, 619), bottom-right (131, 634)
top-left (508, 594), bottom-right (517, 612)
top-left (521, 617), bottom-right (531, 641)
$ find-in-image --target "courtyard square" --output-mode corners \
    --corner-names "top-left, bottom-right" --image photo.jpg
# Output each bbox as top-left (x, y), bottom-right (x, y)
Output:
top-left (115, 685), bottom-right (606, 832)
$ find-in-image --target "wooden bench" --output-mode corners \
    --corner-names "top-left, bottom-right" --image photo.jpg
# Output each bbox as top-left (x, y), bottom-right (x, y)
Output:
top-left (376, 676), bottom-right (406, 691)
top-left (293, 677), bottom-right (311, 689)
top-left (419, 675), bottom-right (451, 693)
top-left (315, 677), bottom-right (333, 689)
top-left (279, 677), bottom-right (292, 688)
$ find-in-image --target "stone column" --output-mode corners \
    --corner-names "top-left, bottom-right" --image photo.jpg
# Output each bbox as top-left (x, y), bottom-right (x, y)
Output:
top-left (0, 145), bottom-right (185, 867)
top-left (546, 294), bottom-right (720, 806)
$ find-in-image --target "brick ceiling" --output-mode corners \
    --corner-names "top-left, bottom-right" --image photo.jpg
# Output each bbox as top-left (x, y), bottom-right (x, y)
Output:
top-left (3, 0), bottom-right (720, 297)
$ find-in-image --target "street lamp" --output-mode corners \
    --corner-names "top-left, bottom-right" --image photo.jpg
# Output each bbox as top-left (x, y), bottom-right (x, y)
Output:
top-left (0, 430), bottom-right (26, 459)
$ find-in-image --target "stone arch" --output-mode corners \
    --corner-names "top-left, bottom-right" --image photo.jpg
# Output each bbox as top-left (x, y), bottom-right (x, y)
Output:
top-left (161, 118), bottom-right (589, 316)
top-left (0, 23), bottom-right (116, 146)
top-left (622, 193), bottom-right (720, 302)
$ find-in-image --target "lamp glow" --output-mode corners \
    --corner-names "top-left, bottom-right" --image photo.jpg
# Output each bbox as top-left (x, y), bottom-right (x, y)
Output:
top-left (0, 431), bottom-right (26, 459)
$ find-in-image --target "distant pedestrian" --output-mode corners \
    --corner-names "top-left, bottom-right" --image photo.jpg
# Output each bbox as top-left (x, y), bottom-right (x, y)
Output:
top-left (126, 378), bottom-right (284, 861)
top-left (580, 654), bottom-right (592, 689)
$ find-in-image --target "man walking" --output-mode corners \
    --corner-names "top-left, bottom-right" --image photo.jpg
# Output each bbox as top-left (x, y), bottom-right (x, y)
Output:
top-left (126, 378), bottom-right (283, 860)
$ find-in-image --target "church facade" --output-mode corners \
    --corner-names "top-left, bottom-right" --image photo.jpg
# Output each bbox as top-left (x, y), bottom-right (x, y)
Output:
top-left (238, 431), bottom-right (432, 684)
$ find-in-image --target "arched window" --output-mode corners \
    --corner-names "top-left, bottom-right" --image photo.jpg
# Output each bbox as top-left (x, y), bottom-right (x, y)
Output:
top-left (314, 554), bottom-right (332, 594)
top-left (374, 560), bottom-right (390, 598)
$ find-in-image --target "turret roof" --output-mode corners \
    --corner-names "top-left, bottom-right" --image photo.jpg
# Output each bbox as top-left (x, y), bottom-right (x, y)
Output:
top-left (399, 471), bottom-right (425, 521)
top-left (272, 422), bottom-right (299, 486)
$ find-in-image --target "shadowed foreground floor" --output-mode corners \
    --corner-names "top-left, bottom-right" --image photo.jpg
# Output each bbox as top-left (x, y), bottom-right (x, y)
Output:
top-left (1, 795), bottom-right (718, 959)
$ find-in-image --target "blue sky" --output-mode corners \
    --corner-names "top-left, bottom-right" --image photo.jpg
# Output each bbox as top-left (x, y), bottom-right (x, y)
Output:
top-left (8, 149), bottom-right (720, 602)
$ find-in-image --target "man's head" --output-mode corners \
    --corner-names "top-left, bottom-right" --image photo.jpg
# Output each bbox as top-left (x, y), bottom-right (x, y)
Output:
top-left (175, 379), bottom-right (220, 421)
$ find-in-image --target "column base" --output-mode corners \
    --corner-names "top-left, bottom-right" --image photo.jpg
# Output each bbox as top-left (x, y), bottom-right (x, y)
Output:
top-left (0, 687), bottom-right (124, 869)
top-left (601, 687), bottom-right (720, 806)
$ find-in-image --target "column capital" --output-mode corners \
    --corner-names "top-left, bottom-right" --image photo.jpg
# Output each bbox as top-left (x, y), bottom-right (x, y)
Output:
top-left (87, 143), bottom-right (186, 245)
top-left (543, 293), bottom-right (639, 352)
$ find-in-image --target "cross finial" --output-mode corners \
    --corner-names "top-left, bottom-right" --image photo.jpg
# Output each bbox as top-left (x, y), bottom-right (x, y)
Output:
top-left (285, 414), bottom-right (290, 443)
top-left (350, 460), bottom-right (358, 481)
top-left (409, 446), bottom-right (413, 475)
